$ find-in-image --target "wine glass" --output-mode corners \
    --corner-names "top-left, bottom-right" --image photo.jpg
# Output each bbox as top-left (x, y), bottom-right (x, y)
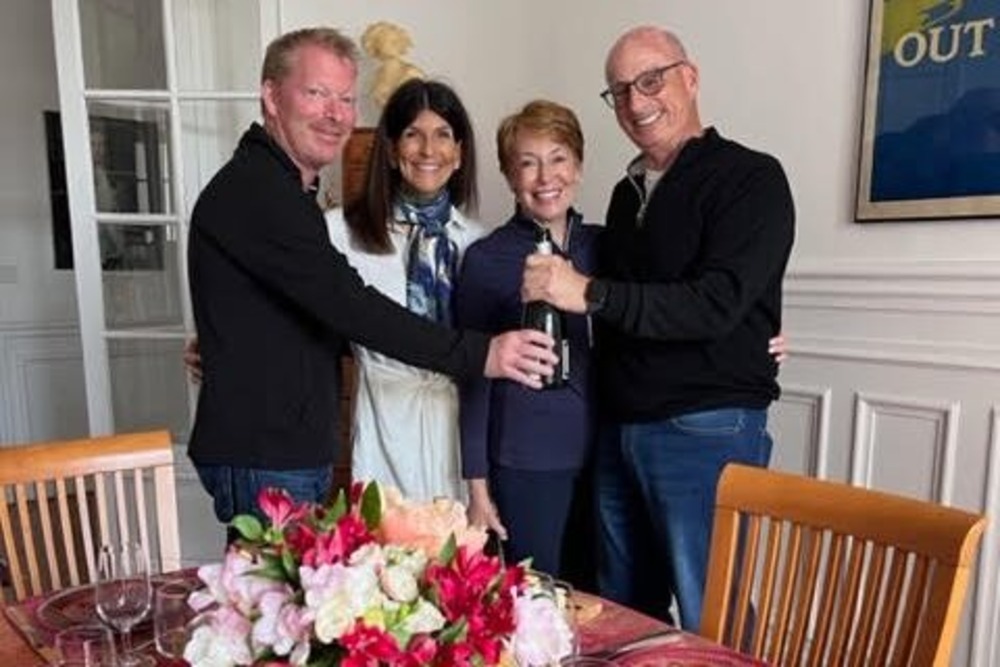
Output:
top-left (94, 542), bottom-right (154, 667)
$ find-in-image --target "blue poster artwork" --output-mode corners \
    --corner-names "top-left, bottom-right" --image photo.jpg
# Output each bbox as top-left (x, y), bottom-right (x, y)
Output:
top-left (870, 0), bottom-right (999, 203)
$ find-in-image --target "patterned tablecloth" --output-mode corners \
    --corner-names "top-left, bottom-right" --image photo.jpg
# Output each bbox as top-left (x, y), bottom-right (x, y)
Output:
top-left (2, 579), bottom-right (765, 666)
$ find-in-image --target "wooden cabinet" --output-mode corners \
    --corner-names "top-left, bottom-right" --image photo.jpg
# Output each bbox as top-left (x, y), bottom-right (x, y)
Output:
top-left (341, 127), bottom-right (375, 206)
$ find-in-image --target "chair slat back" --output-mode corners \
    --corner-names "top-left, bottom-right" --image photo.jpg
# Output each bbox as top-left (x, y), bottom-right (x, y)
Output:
top-left (701, 464), bottom-right (986, 667)
top-left (0, 430), bottom-right (181, 602)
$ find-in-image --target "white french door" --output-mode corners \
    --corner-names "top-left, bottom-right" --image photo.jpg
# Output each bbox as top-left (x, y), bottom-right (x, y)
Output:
top-left (49, 0), bottom-right (279, 441)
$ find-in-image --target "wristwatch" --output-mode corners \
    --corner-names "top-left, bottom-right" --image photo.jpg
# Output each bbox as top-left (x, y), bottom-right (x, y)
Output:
top-left (584, 278), bottom-right (609, 315)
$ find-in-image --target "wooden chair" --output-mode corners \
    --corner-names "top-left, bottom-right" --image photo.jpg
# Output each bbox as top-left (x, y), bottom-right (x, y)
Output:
top-left (700, 464), bottom-right (986, 667)
top-left (0, 429), bottom-right (181, 602)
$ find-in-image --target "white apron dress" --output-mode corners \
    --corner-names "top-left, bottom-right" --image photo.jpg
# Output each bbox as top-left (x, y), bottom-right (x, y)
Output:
top-left (325, 206), bottom-right (485, 501)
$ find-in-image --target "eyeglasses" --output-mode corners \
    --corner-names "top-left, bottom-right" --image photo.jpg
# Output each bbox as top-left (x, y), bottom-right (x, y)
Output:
top-left (600, 60), bottom-right (686, 108)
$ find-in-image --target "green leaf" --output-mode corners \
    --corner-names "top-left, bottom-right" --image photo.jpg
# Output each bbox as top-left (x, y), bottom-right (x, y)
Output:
top-left (438, 618), bottom-right (468, 644)
top-left (231, 514), bottom-right (264, 541)
top-left (328, 488), bottom-right (348, 523)
top-left (360, 481), bottom-right (382, 530)
top-left (251, 558), bottom-right (288, 583)
top-left (438, 533), bottom-right (457, 565)
top-left (281, 547), bottom-right (299, 584)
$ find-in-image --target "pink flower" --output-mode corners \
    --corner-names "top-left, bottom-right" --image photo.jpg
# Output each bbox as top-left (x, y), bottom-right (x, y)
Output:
top-left (377, 487), bottom-right (487, 558)
top-left (258, 487), bottom-right (308, 531)
top-left (184, 605), bottom-right (254, 666)
top-left (511, 591), bottom-right (574, 666)
top-left (252, 590), bottom-right (311, 660)
top-left (191, 550), bottom-right (288, 616)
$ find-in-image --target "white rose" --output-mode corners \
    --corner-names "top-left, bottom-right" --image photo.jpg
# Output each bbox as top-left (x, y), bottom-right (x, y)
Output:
top-left (312, 564), bottom-right (383, 643)
top-left (184, 625), bottom-right (244, 667)
top-left (385, 545), bottom-right (428, 576)
top-left (401, 598), bottom-right (446, 635)
top-left (349, 542), bottom-right (386, 569)
top-left (380, 563), bottom-right (419, 603)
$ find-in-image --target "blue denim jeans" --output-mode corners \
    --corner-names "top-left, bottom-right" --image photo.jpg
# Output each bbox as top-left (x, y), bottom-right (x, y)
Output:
top-left (194, 464), bottom-right (332, 526)
top-left (595, 407), bottom-right (772, 631)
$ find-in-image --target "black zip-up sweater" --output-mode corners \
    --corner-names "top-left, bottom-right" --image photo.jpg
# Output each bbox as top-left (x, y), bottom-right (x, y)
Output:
top-left (595, 127), bottom-right (795, 421)
top-left (187, 123), bottom-right (489, 468)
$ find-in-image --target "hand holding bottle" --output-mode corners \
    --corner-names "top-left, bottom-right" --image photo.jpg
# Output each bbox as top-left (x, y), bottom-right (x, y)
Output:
top-left (522, 228), bottom-right (570, 388)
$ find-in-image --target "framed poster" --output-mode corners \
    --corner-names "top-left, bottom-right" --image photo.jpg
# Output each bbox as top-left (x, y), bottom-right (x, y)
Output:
top-left (856, 0), bottom-right (1000, 221)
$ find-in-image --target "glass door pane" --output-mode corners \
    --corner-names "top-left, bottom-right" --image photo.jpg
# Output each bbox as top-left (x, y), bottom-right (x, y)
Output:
top-left (109, 338), bottom-right (190, 443)
top-left (99, 221), bottom-right (185, 330)
top-left (80, 0), bottom-right (166, 90)
top-left (88, 101), bottom-right (173, 215)
top-left (173, 0), bottom-right (262, 91)
top-left (179, 100), bottom-right (259, 212)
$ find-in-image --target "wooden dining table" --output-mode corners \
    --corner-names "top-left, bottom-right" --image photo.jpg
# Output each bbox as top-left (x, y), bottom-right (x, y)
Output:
top-left (1, 578), bottom-right (765, 666)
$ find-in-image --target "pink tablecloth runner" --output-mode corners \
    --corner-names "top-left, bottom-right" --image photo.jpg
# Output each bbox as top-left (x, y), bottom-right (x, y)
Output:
top-left (576, 592), bottom-right (768, 666)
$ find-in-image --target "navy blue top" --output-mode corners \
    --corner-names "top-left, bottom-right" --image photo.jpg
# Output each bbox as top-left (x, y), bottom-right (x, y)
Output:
top-left (455, 209), bottom-right (601, 476)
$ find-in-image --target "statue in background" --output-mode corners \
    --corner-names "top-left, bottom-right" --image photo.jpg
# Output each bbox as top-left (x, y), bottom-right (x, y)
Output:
top-left (362, 22), bottom-right (425, 108)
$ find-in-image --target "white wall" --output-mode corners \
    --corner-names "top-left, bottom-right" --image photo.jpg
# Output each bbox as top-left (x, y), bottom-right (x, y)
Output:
top-left (0, 0), bottom-right (78, 324)
top-left (0, 0), bottom-right (86, 444)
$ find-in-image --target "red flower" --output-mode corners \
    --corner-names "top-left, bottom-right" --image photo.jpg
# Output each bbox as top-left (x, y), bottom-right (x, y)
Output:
top-left (427, 546), bottom-right (503, 620)
top-left (257, 487), bottom-right (309, 531)
top-left (434, 641), bottom-right (476, 667)
top-left (284, 522), bottom-right (317, 560)
top-left (395, 634), bottom-right (438, 667)
top-left (300, 514), bottom-right (374, 567)
top-left (340, 623), bottom-right (401, 667)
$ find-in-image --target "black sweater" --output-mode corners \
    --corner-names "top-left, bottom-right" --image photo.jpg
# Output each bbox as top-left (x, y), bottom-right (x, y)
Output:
top-left (187, 124), bottom-right (488, 468)
top-left (596, 127), bottom-right (795, 421)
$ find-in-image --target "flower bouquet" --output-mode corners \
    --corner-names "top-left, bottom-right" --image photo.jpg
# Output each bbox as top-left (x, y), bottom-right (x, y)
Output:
top-left (183, 482), bottom-right (575, 667)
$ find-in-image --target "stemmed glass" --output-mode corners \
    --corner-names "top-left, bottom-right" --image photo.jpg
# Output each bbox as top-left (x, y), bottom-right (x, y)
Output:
top-left (94, 542), bottom-right (154, 667)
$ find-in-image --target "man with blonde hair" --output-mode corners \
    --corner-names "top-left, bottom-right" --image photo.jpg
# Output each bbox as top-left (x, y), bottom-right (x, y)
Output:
top-left (523, 25), bottom-right (795, 629)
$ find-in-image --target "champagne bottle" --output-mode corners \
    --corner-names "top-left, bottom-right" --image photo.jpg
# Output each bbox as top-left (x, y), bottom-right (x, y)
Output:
top-left (522, 227), bottom-right (569, 389)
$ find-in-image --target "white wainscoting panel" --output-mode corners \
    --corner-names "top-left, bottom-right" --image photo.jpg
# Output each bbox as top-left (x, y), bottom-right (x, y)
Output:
top-left (770, 384), bottom-right (831, 478)
top-left (851, 392), bottom-right (959, 505)
top-left (0, 322), bottom-right (87, 444)
top-left (0, 324), bottom-right (219, 567)
top-left (778, 258), bottom-right (1000, 667)
top-left (971, 408), bottom-right (1000, 666)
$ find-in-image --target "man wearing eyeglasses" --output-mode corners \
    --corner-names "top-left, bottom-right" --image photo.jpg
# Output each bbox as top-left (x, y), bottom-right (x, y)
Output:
top-left (523, 25), bottom-right (795, 631)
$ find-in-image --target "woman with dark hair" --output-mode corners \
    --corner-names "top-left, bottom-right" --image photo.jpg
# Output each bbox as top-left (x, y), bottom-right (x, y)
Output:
top-left (326, 79), bottom-right (485, 501)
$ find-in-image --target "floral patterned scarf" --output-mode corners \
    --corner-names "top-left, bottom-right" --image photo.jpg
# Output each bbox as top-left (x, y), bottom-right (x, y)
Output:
top-left (397, 190), bottom-right (459, 325)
